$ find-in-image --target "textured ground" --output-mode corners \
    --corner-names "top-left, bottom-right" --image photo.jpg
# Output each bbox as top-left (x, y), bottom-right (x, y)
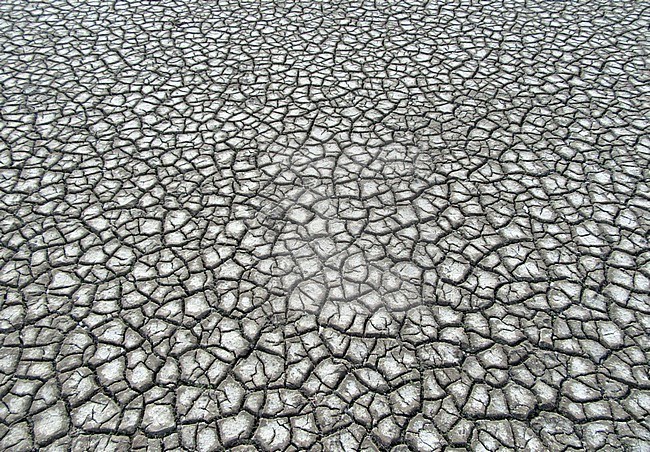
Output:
top-left (1, 0), bottom-right (649, 450)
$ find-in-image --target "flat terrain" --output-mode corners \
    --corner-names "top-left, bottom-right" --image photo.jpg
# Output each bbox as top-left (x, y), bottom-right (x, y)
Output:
top-left (0, 0), bottom-right (649, 450)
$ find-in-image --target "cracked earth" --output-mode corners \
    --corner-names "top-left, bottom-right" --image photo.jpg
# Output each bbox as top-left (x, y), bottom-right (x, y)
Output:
top-left (1, 0), bottom-right (649, 450)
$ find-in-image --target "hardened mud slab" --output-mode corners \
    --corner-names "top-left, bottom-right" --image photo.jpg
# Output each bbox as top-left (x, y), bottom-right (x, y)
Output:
top-left (0, 0), bottom-right (649, 450)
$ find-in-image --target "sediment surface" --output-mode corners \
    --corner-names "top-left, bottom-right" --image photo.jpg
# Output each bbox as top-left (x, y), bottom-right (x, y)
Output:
top-left (1, 0), bottom-right (649, 450)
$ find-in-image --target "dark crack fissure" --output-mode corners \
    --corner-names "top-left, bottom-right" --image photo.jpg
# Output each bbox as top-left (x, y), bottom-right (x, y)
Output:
top-left (0, 0), bottom-right (649, 451)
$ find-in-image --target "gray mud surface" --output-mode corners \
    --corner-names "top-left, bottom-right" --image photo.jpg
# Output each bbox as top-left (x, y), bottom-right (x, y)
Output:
top-left (0, 0), bottom-right (649, 450)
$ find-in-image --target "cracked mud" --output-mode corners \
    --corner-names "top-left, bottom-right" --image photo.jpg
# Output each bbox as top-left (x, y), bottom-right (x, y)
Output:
top-left (1, 0), bottom-right (649, 450)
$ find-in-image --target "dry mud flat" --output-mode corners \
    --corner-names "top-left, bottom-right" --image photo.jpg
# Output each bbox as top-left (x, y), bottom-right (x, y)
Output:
top-left (0, 0), bottom-right (649, 450)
